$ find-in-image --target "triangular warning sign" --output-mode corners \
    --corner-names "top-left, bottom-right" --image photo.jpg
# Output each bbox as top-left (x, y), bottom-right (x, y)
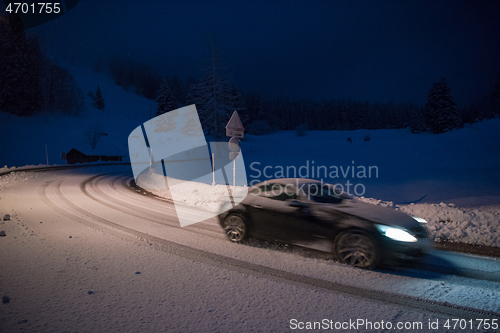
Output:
top-left (226, 111), bottom-right (244, 138)
top-left (226, 111), bottom-right (244, 130)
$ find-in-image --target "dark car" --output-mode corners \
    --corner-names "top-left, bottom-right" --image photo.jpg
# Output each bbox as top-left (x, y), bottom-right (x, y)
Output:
top-left (218, 178), bottom-right (431, 269)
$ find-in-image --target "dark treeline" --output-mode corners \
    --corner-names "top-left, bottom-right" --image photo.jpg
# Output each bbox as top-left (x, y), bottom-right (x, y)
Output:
top-left (107, 54), bottom-right (427, 132)
top-left (108, 55), bottom-right (195, 105)
top-left (2, 10), bottom-right (499, 135)
top-left (109, 55), bottom-right (162, 100)
top-left (108, 50), bottom-right (500, 135)
top-left (107, 53), bottom-right (427, 132)
top-left (243, 95), bottom-right (425, 131)
top-left (107, 49), bottom-right (500, 136)
top-left (0, 14), bottom-right (84, 118)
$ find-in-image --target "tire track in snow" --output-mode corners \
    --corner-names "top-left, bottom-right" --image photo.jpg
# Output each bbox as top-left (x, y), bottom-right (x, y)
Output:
top-left (37, 173), bottom-right (500, 321)
top-left (81, 173), bottom-right (224, 238)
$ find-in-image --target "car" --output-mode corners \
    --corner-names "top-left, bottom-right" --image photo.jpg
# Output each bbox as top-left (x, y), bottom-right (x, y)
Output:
top-left (217, 178), bottom-right (432, 269)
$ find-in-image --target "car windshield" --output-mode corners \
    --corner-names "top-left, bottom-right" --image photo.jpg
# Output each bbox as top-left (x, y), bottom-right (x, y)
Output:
top-left (304, 183), bottom-right (343, 204)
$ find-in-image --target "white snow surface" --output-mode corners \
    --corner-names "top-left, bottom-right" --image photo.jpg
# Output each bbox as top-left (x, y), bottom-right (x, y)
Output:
top-left (137, 171), bottom-right (247, 213)
top-left (1, 167), bottom-right (500, 332)
top-left (137, 170), bottom-right (500, 247)
top-left (0, 171), bottom-right (47, 190)
top-left (1, 62), bottom-right (499, 208)
top-left (1, 63), bottom-right (500, 331)
top-left (358, 197), bottom-right (500, 247)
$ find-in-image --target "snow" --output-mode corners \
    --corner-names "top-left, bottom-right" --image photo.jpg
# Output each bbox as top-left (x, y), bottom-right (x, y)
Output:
top-left (396, 202), bottom-right (500, 247)
top-left (0, 171), bottom-right (48, 191)
top-left (137, 170), bottom-right (247, 213)
top-left (1, 63), bottom-right (499, 205)
top-left (0, 62), bottom-right (498, 249)
top-left (357, 197), bottom-right (500, 247)
top-left (133, 169), bottom-right (500, 247)
top-left (0, 63), bottom-right (155, 167)
top-left (0, 165), bottom-right (52, 175)
top-left (241, 119), bottom-right (500, 206)
top-left (0, 167), bottom-right (470, 332)
top-left (1, 63), bottom-right (500, 331)
top-left (1, 168), bottom-right (500, 332)
top-left (1, 63), bottom-right (499, 206)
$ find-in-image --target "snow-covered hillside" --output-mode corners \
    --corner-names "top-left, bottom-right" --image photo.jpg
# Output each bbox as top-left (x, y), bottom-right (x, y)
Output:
top-left (241, 119), bottom-right (500, 206)
top-left (1, 63), bottom-right (499, 208)
top-left (0, 63), bottom-right (155, 167)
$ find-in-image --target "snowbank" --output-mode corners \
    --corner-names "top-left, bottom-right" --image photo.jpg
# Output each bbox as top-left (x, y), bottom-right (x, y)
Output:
top-left (137, 171), bottom-right (247, 213)
top-left (358, 197), bottom-right (500, 247)
top-left (135, 172), bottom-right (500, 248)
top-left (0, 164), bottom-right (49, 175)
top-left (0, 171), bottom-right (47, 191)
top-left (1, 62), bottom-right (499, 247)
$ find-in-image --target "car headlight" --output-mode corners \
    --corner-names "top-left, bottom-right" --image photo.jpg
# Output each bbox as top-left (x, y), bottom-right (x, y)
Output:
top-left (375, 224), bottom-right (418, 242)
top-left (412, 216), bottom-right (427, 224)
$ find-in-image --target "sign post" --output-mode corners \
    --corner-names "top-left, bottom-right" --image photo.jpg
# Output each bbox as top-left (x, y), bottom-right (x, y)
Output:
top-left (226, 111), bottom-right (244, 189)
top-left (212, 153), bottom-right (215, 186)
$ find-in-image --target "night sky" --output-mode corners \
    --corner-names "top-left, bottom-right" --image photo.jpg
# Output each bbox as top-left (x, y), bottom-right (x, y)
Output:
top-left (25, 0), bottom-right (500, 106)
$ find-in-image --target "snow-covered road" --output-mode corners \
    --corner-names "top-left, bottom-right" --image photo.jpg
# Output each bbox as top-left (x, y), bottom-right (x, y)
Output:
top-left (1, 166), bottom-right (500, 332)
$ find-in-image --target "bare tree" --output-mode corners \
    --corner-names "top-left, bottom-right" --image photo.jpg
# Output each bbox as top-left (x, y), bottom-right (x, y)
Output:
top-left (84, 125), bottom-right (105, 149)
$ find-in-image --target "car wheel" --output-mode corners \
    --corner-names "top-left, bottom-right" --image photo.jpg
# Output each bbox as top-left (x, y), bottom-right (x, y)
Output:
top-left (223, 214), bottom-right (247, 242)
top-left (334, 231), bottom-right (379, 269)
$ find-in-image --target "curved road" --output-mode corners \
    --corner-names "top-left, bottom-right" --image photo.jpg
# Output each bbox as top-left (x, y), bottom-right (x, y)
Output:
top-left (31, 166), bottom-right (500, 321)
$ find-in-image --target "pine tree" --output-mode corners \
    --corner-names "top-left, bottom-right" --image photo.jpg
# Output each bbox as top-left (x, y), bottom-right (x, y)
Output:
top-left (243, 92), bottom-right (262, 125)
top-left (154, 79), bottom-right (177, 132)
top-left (229, 83), bottom-right (247, 125)
top-left (0, 13), bottom-right (43, 115)
top-left (409, 106), bottom-right (427, 133)
top-left (189, 37), bottom-right (233, 139)
top-left (43, 61), bottom-right (84, 116)
top-left (167, 75), bottom-right (186, 106)
top-left (256, 97), bottom-right (279, 129)
top-left (93, 86), bottom-right (105, 110)
top-left (424, 78), bottom-right (460, 134)
top-left (258, 98), bottom-right (270, 123)
top-left (155, 80), bottom-right (175, 116)
top-left (492, 77), bottom-right (500, 111)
